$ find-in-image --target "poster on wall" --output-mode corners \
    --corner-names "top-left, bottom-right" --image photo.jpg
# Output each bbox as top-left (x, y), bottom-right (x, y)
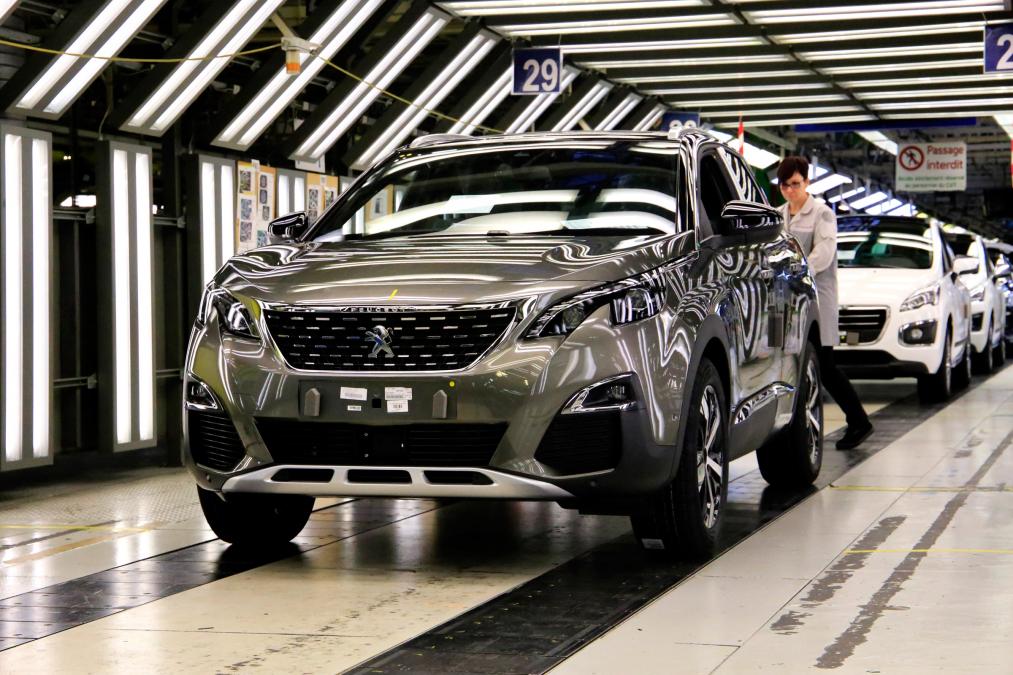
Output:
top-left (306, 172), bottom-right (340, 222)
top-left (236, 161), bottom-right (276, 252)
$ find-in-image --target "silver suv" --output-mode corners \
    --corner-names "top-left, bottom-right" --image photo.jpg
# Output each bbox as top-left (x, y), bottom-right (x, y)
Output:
top-left (184, 130), bottom-right (823, 559)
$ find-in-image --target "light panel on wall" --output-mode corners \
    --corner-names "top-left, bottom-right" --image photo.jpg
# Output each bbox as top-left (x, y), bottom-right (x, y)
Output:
top-left (1, 124), bottom-right (53, 472)
top-left (503, 66), bottom-right (580, 134)
top-left (552, 80), bottom-right (613, 131)
top-left (121, 0), bottom-right (284, 136)
top-left (350, 28), bottom-right (498, 170)
top-left (98, 141), bottom-right (157, 452)
top-left (277, 169), bottom-right (307, 218)
top-left (447, 66), bottom-right (513, 135)
top-left (6, 0), bottom-right (168, 118)
top-left (213, 0), bottom-right (386, 151)
top-left (196, 156), bottom-right (237, 282)
top-left (290, 6), bottom-right (450, 162)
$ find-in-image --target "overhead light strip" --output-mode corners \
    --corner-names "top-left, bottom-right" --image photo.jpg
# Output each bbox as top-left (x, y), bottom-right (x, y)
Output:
top-left (497, 14), bottom-right (735, 35)
top-left (123, 0), bottom-right (284, 136)
top-left (553, 81), bottom-right (614, 131)
top-left (448, 66), bottom-right (513, 135)
top-left (214, 0), bottom-right (385, 151)
top-left (629, 103), bottom-right (667, 131)
top-left (596, 92), bottom-right (642, 130)
top-left (442, 0), bottom-right (709, 15)
top-left (857, 130), bottom-right (899, 155)
top-left (828, 186), bottom-right (866, 203)
top-left (293, 8), bottom-right (449, 161)
top-left (505, 66), bottom-right (580, 133)
top-left (745, 1), bottom-right (1005, 23)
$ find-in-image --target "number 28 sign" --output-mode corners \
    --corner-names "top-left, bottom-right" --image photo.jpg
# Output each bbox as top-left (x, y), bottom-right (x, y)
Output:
top-left (984, 23), bottom-right (1013, 72)
top-left (512, 48), bottom-right (562, 95)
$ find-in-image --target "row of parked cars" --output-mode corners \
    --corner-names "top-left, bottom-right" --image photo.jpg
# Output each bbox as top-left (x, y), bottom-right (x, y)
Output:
top-left (834, 215), bottom-right (1011, 402)
top-left (182, 130), bottom-right (1010, 561)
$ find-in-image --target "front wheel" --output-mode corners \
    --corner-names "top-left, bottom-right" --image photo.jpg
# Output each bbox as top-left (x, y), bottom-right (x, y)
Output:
top-left (918, 330), bottom-right (952, 403)
top-left (993, 327), bottom-right (1007, 366)
top-left (756, 343), bottom-right (823, 488)
top-left (198, 487), bottom-right (313, 547)
top-left (953, 340), bottom-right (972, 391)
top-left (972, 323), bottom-right (995, 375)
top-left (631, 358), bottom-right (728, 560)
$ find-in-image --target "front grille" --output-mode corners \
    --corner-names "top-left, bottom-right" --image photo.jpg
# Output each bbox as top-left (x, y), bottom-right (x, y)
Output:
top-left (188, 409), bottom-right (246, 472)
top-left (263, 306), bottom-right (515, 372)
top-left (256, 419), bottom-right (507, 467)
top-left (839, 307), bottom-right (888, 344)
top-left (834, 350), bottom-right (895, 366)
top-left (535, 410), bottom-right (622, 475)
top-left (972, 312), bottom-right (984, 332)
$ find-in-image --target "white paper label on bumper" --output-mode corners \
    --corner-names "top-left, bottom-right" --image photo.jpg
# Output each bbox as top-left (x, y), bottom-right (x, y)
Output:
top-left (387, 400), bottom-right (409, 413)
top-left (347, 405), bottom-right (362, 412)
top-left (340, 387), bottom-right (367, 401)
top-left (384, 387), bottom-right (413, 401)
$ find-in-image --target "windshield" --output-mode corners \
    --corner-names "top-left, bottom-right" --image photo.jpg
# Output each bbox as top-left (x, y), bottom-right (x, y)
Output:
top-left (309, 142), bottom-right (681, 242)
top-left (837, 223), bottom-right (934, 270)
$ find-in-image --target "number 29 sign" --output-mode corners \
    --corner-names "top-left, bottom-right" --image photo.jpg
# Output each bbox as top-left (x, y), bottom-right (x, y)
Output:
top-left (984, 23), bottom-right (1013, 72)
top-left (512, 48), bottom-right (562, 95)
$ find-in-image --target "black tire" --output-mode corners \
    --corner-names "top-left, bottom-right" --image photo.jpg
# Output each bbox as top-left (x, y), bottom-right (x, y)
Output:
top-left (631, 358), bottom-right (728, 560)
top-left (953, 340), bottom-right (972, 391)
top-left (993, 327), bottom-right (1006, 366)
top-left (198, 487), bottom-right (313, 547)
top-left (972, 323), bottom-right (994, 375)
top-left (756, 343), bottom-right (823, 488)
top-left (918, 329), bottom-right (952, 403)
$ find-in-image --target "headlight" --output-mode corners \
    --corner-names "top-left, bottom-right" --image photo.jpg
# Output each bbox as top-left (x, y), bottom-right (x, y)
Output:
top-left (526, 269), bottom-right (667, 339)
top-left (899, 284), bottom-right (940, 312)
top-left (969, 284), bottom-right (986, 302)
top-left (196, 284), bottom-right (259, 339)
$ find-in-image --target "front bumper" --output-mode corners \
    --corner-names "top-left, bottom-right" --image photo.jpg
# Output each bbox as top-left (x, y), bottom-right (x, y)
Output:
top-left (836, 304), bottom-right (944, 379)
top-left (183, 305), bottom-right (685, 502)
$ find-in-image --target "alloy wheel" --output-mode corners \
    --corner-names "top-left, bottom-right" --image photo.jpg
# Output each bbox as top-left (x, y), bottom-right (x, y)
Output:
top-left (943, 338), bottom-right (952, 392)
top-left (804, 358), bottom-right (823, 467)
top-left (696, 384), bottom-right (723, 530)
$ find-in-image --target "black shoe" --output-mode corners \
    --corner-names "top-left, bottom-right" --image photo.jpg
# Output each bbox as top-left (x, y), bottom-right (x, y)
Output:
top-left (836, 421), bottom-right (873, 450)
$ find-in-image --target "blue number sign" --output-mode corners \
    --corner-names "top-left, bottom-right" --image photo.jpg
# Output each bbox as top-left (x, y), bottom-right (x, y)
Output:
top-left (985, 22), bottom-right (1013, 73)
top-left (512, 48), bottom-right (561, 95)
top-left (661, 112), bottom-right (700, 131)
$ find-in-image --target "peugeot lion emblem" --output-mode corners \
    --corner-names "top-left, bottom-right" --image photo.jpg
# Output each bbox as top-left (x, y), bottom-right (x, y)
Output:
top-left (366, 325), bottom-right (394, 358)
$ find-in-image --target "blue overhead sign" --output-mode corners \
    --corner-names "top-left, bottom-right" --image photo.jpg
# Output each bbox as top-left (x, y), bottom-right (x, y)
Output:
top-left (661, 112), bottom-right (700, 131)
top-left (984, 22), bottom-right (1013, 72)
top-left (512, 48), bottom-right (562, 95)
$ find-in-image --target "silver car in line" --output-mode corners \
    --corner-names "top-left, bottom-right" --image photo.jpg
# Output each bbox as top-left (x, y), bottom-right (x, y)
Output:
top-left (184, 130), bottom-right (824, 559)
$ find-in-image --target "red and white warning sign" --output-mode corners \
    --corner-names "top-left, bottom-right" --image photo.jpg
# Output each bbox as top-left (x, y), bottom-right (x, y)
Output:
top-left (896, 141), bottom-right (966, 192)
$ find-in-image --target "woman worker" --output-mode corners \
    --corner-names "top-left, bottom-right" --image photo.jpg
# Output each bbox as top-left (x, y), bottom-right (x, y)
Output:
top-left (777, 155), bottom-right (873, 450)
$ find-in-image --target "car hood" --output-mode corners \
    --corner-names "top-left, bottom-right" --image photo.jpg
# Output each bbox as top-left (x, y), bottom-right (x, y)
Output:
top-left (217, 233), bottom-right (694, 305)
top-left (837, 267), bottom-right (939, 306)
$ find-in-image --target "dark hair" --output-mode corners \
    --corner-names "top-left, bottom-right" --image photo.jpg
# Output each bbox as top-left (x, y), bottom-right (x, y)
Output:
top-left (777, 155), bottom-right (809, 184)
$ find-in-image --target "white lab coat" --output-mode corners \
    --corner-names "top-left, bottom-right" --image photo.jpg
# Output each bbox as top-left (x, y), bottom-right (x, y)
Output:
top-left (780, 196), bottom-right (839, 347)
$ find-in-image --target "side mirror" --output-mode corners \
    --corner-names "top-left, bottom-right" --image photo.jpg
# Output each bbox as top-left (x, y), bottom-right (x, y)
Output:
top-left (954, 255), bottom-right (979, 276)
top-left (267, 211), bottom-right (308, 244)
top-left (704, 200), bottom-right (782, 248)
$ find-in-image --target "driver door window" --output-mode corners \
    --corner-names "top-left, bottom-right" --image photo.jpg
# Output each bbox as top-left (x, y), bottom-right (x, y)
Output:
top-left (698, 149), bottom-right (736, 234)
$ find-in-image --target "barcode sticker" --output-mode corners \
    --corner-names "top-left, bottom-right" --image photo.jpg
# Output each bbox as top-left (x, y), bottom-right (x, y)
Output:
top-left (340, 387), bottom-right (367, 401)
top-left (387, 400), bottom-right (409, 413)
top-left (347, 405), bottom-right (362, 412)
top-left (385, 387), bottom-right (413, 401)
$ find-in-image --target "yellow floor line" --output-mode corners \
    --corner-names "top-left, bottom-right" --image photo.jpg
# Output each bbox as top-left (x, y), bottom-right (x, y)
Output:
top-left (0, 530), bottom-right (144, 566)
top-left (0, 523), bottom-right (150, 532)
top-left (845, 548), bottom-right (1013, 555)
top-left (830, 485), bottom-right (1013, 493)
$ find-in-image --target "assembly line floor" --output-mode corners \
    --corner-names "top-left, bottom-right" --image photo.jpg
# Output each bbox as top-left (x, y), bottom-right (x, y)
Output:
top-left (1, 370), bottom-right (1012, 674)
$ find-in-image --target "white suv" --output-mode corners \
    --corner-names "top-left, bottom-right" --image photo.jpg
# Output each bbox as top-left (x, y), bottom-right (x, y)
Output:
top-left (946, 232), bottom-right (1007, 373)
top-left (834, 215), bottom-right (973, 402)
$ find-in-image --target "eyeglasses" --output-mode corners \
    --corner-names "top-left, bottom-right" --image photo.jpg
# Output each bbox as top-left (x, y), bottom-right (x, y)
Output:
top-left (780, 180), bottom-right (806, 190)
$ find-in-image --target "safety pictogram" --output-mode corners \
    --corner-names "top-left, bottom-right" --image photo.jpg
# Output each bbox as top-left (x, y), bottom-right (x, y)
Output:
top-left (898, 145), bottom-right (925, 172)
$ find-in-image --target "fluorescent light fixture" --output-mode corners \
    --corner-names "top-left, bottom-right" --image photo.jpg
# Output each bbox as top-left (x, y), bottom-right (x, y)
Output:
top-left (745, 1), bottom-right (1004, 23)
top-left (443, 0), bottom-right (708, 15)
top-left (277, 169), bottom-right (307, 217)
top-left (351, 30), bottom-right (497, 170)
top-left (448, 66), bottom-right (513, 135)
top-left (552, 81), bottom-right (614, 131)
top-left (844, 72), bottom-right (1013, 88)
top-left (828, 186), bottom-right (866, 203)
top-left (857, 130), bottom-right (898, 155)
top-left (887, 203), bottom-right (918, 217)
top-left (644, 82), bottom-right (830, 93)
top-left (580, 54), bottom-right (793, 68)
top-left (497, 14), bottom-right (735, 35)
top-left (777, 22), bottom-right (982, 44)
top-left (214, 0), bottom-right (386, 151)
top-left (596, 93), bottom-right (642, 130)
top-left (683, 94), bottom-right (849, 107)
top-left (873, 97), bottom-right (1013, 110)
top-left (2, 125), bottom-right (54, 470)
top-left (12, 0), bottom-right (168, 118)
top-left (708, 129), bottom-right (780, 169)
top-left (704, 106), bottom-right (862, 118)
top-left (0, 0), bottom-right (16, 22)
top-left (615, 70), bottom-right (810, 84)
top-left (860, 86), bottom-right (1013, 100)
top-left (102, 142), bottom-right (157, 452)
top-left (822, 59), bottom-right (980, 75)
top-left (630, 103), bottom-right (666, 131)
top-left (850, 191), bottom-right (890, 210)
top-left (504, 66), bottom-right (580, 133)
top-left (195, 156), bottom-right (237, 284)
top-left (866, 198), bottom-right (904, 215)
top-left (292, 8), bottom-right (449, 161)
top-left (807, 174), bottom-right (852, 195)
top-left (995, 115), bottom-right (1013, 140)
top-left (800, 43), bottom-right (982, 61)
top-left (566, 36), bottom-right (764, 54)
top-left (123, 0), bottom-right (284, 136)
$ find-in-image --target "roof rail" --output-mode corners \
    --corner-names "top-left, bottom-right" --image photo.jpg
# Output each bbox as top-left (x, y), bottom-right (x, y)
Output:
top-left (409, 133), bottom-right (473, 149)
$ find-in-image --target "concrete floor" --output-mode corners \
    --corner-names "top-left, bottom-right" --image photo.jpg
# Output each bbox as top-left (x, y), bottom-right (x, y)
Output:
top-left (0, 373), bottom-right (1010, 673)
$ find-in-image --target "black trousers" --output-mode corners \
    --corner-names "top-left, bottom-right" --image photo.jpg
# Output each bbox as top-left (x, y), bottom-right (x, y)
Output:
top-left (819, 347), bottom-right (869, 427)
